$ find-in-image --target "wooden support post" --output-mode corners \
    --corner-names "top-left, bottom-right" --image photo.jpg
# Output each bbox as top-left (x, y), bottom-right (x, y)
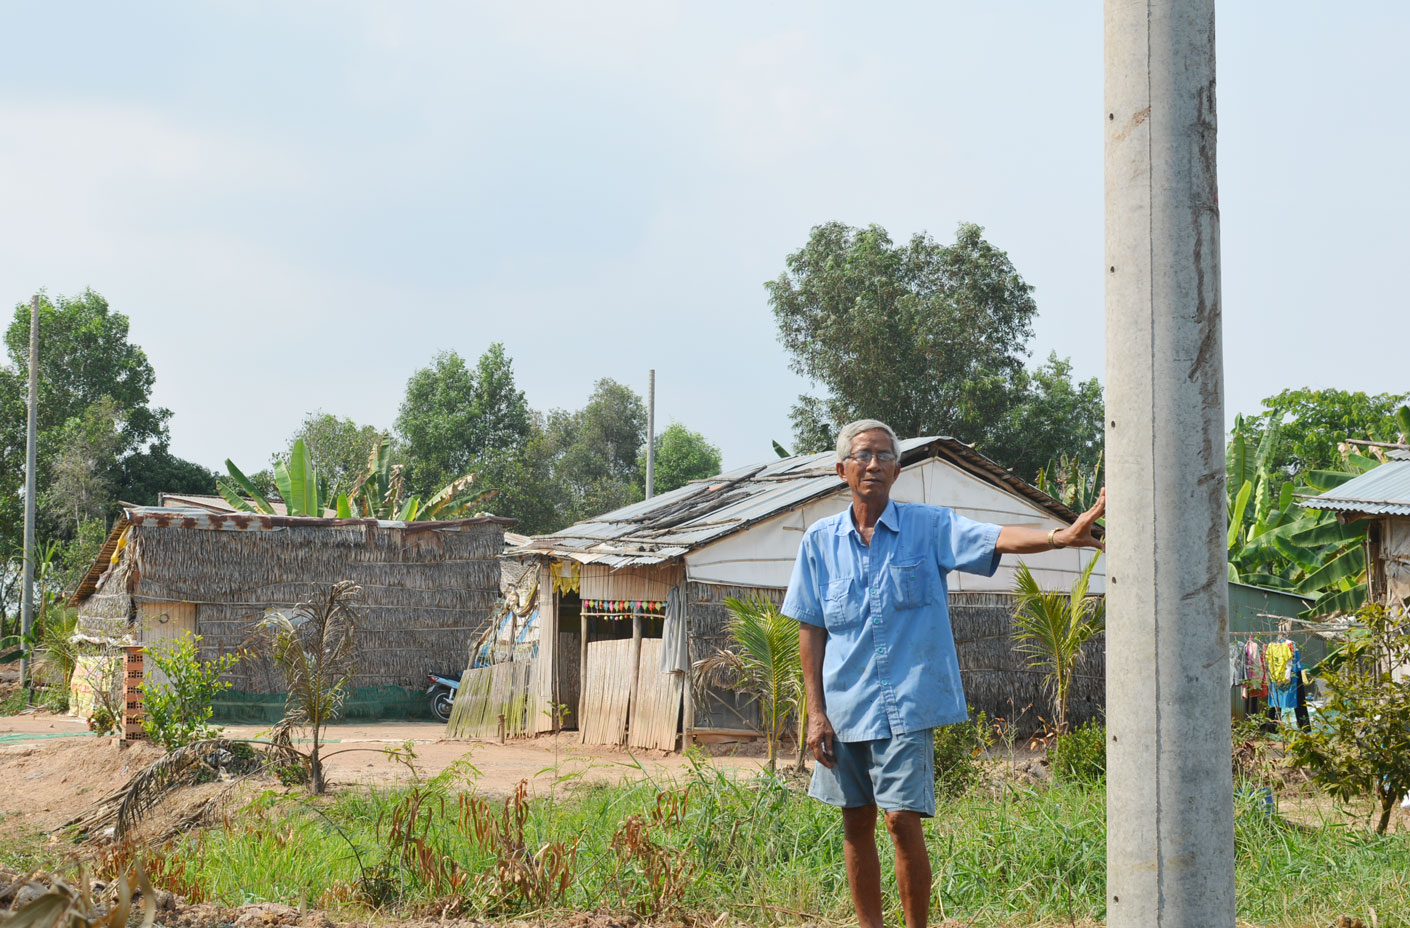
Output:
top-left (682, 665), bottom-right (694, 751)
top-left (579, 608), bottom-right (590, 743)
top-left (626, 611), bottom-right (644, 746)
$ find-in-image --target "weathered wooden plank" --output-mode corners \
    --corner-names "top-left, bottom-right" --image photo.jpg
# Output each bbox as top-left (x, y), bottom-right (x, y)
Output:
top-left (445, 661), bottom-right (533, 740)
top-left (628, 639), bottom-right (684, 752)
top-left (581, 639), bottom-right (633, 745)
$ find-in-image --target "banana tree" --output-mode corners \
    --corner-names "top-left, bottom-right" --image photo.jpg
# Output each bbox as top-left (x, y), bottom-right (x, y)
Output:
top-left (336, 437), bottom-right (496, 521)
top-left (1035, 451), bottom-right (1104, 515)
top-left (1224, 412), bottom-right (1407, 618)
top-left (221, 437), bottom-right (497, 522)
top-left (218, 440), bottom-right (332, 516)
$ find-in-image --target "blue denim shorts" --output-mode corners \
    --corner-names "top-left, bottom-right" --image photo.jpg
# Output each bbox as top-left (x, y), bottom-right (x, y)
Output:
top-left (808, 728), bottom-right (936, 817)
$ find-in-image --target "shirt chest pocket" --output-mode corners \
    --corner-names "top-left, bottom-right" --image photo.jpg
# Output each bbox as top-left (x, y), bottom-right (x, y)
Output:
top-left (888, 558), bottom-right (932, 610)
top-left (822, 577), bottom-right (862, 630)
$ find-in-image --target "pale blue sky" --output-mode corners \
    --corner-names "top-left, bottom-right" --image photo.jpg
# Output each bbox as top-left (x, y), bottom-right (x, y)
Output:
top-left (3, 2), bottom-right (1406, 473)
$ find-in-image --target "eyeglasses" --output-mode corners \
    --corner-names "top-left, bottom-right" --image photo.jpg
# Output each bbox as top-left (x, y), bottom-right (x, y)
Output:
top-left (844, 450), bottom-right (897, 465)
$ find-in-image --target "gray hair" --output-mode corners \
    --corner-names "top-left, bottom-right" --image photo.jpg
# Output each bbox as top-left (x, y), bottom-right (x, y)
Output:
top-left (835, 419), bottom-right (901, 462)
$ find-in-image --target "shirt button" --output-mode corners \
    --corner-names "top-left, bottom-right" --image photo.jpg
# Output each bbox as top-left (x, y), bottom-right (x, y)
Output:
top-left (881, 680), bottom-right (889, 687)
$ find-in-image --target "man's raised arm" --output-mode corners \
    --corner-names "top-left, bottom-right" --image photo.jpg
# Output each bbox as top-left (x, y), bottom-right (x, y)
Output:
top-left (996, 487), bottom-right (1106, 555)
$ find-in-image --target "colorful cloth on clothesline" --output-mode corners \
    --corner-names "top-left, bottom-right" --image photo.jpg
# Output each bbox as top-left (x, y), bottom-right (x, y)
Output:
top-left (1266, 641), bottom-right (1294, 686)
top-left (1241, 638), bottom-right (1267, 698)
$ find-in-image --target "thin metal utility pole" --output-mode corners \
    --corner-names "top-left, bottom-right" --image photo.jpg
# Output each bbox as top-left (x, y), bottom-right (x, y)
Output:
top-left (20, 295), bottom-right (40, 695)
top-left (1104, 1), bottom-right (1235, 926)
top-left (645, 369), bottom-right (656, 499)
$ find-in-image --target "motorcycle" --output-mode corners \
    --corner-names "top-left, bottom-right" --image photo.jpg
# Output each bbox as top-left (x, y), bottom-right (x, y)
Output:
top-left (426, 671), bottom-right (461, 722)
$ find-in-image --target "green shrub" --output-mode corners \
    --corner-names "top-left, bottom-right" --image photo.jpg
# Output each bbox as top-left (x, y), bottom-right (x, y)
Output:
top-left (88, 704), bottom-right (118, 734)
top-left (140, 636), bottom-right (241, 750)
top-left (1049, 720), bottom-right (1106, 783)
top-left (934, 708), bottom-right (992, 797)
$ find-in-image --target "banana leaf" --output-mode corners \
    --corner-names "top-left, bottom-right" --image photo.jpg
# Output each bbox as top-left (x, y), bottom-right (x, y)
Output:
top-left (1296, 546), bottom-right (1366, 596)
top-left (1228, 481), bottom-right (1253, 550)
top-left (1253, 421), bottom-right (1280, 476)
top-left (1300, 584), bottom-right (1368, 620)
top-left (1239, 572), bottom-right (1297, 592)
top-left (1226, 418), bottom-right (1249, 498)
top-left (1346, 451), bottom-right (1382, 472)
top-left (1300, 469), bottom-right (1360, 493)
top-left (219, 464), bottom-right (275, 513)
top-left (1282, 519), bottom-right (1365, 549)
top-left (394, 497), bottom-right (420, 521)
top-left (284, 440), bottom-right (311, 516)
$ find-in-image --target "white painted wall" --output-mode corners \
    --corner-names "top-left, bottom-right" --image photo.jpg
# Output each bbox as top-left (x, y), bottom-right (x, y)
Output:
top-left (683, 456), bottom-right (1104, 593)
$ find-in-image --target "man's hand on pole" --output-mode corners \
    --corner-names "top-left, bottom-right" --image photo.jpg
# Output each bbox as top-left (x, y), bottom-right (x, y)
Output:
top-left (1058, 486), bottom-right (1106, 550)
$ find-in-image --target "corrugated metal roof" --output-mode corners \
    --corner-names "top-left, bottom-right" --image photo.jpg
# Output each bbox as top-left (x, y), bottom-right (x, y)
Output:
top-left (1389, 448), bottom-right (1410, 462)
top-left (157, 492), bottom-right (315, 517)
top-left (507, 436), bottom-right (1086, 565)
top-left (1301, 460), bottom-right (1410, 516)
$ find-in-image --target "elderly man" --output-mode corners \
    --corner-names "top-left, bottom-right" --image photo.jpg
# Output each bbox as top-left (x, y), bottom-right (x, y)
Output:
top-left (781, 419), bottom-right (1105, 928)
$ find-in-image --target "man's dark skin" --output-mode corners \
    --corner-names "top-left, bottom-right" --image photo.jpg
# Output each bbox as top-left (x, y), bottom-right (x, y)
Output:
top-left (800, 428), bottom-right (1106, 928)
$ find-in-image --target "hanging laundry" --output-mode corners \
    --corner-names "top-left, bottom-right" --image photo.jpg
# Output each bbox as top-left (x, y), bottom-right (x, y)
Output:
top-left (1267, 640), bottom-right (1302, 717)
top-left (1241, 637), bottom-right (1267, 698)
top-left (1266, 640), bottom-right (1294, 686)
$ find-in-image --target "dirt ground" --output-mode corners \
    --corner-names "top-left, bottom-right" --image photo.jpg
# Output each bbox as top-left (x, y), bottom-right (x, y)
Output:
top-left (0, 706), bottom-right (768, 850)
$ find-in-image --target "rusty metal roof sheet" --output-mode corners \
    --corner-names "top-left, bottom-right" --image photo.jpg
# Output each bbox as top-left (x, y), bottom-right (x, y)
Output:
top-left (1301, 460), bottom-right (1410, 516)
top-left (506, 436), bottom-right (1085, 566)
top-left (157, 493), bottom-right (334, 517)
top-left (125, 507), bottom-right (515, 532)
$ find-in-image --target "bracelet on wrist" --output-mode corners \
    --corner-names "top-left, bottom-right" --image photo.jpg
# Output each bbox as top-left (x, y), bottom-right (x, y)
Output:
top-left (1048, 528), bottom-right (1061, 549)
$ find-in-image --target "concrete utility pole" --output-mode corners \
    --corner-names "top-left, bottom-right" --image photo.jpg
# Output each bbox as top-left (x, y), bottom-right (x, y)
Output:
top-left (645, 369), bottom-right (656, 499)
top-left (20, 295), bottom-right (39, 694)
top-left (1104, 2), bottom-right (1236, 926)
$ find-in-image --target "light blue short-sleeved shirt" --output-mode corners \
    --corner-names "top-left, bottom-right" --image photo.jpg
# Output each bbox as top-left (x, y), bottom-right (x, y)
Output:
top-left (781, 500), bottom-right (1002, 742)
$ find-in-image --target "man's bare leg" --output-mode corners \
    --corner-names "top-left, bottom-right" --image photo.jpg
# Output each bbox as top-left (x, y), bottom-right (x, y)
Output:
top-left (885, 810), bottom-right (931, 928)
top-left (842, 805), bottom-right (883, 928)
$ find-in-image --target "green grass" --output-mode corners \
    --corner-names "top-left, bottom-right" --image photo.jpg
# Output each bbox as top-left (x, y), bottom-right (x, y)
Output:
top-left (0, 686), bottom-right (29, 716)
top-left (125, 762), bottom-right (1410, 927)
top-left (0, 819), bottom-right (53, 873)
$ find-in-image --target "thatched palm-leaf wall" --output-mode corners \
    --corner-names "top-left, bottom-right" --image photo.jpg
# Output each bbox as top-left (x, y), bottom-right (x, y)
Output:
top-left (77, 513), bottom-right (509, 694)
top-left (685, 582), bottom-right (784, 731)
top-left (684, 584), bottom-right (1105, 737)
top-left (950, 592), bottom-right (1105, 734)
top-left (76, 557), bottom-right (135, 640)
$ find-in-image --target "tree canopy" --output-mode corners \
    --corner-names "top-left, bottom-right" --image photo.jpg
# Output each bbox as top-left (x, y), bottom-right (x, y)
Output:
top-left (1, 291), bottom-right (211, 545)
top-left (639, 422), bottom-right (723, 494)
top-left (989, 353), bottom-right (1105, 483)
top-left (395, 344), bottom-right (532, 497)
top-left (284, 412), bottom-right (388, 498)
top-left (537, 378), bottom-right (648, 522)
top-left (1249, 387), bottom-right (1409, 479)
top-left (4, 290), bottom-right (169, 453)
top-left (767, 221), bottom-right (1100, 481)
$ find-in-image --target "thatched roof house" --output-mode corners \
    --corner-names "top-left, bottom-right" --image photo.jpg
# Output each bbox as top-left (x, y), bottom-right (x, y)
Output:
top-left (70, 506), bottom-right (514, 720)
top-left (449, 437), bottom-right (1106, 750)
